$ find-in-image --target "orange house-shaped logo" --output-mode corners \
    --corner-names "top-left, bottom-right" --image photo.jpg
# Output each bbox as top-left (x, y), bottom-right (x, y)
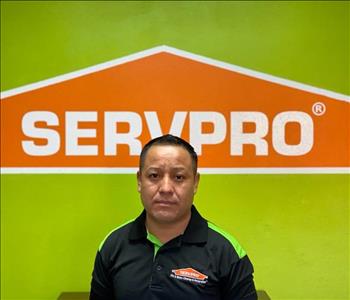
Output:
top-left (1, 46), bottom-right (349, 173)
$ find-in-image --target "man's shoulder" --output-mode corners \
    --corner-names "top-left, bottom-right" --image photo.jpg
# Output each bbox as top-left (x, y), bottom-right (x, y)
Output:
top-left (206, 221), bottom-right (246, 259)
top-left (98, 219), bottom-right (135, 252)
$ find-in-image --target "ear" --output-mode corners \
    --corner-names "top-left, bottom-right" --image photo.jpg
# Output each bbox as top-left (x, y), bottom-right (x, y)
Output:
top-left (193, 172), bottom-right (200, 195)
top-left (137, 171), bottom-right (142, 193)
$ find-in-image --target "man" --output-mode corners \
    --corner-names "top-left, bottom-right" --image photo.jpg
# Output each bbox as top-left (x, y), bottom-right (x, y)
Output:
top-left (90, 134), bottom-right (257, 300)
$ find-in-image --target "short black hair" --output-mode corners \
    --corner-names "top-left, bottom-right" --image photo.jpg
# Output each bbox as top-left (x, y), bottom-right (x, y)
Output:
top-left (139, 134), bottom-right (198, 174)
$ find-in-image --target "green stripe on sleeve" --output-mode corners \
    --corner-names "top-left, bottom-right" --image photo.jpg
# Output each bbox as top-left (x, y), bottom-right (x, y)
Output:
top-left (208, 222), bottom-right (246, 259)
top-left (98, 219), bottom-right (135, 251)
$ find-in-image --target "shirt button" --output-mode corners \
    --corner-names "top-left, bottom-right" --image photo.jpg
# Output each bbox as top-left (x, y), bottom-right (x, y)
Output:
top-left (156, 265), bottom-right (162, 271)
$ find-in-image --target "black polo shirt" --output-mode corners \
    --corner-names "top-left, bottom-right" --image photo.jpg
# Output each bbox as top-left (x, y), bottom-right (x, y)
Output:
top-left (90, 206), bottom-right (257, 300)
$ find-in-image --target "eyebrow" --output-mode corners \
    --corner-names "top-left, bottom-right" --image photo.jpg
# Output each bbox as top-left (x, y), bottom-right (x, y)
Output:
top-left (145, 166), bottom-right (187, 172)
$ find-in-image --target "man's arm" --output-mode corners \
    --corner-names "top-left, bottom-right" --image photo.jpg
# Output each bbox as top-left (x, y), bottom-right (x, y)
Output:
top-left (221, 255), bottom-right (257, 300)
top-left (89, 251), bottom-right (114, 300)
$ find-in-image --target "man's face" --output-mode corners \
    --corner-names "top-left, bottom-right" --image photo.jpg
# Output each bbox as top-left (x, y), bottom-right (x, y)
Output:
top-left (137, 145), bottom-right (199, 224)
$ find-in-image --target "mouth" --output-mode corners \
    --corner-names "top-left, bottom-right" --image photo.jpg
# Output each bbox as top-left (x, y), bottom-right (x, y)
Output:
top-left (154, 200), bottom-right (176, 206)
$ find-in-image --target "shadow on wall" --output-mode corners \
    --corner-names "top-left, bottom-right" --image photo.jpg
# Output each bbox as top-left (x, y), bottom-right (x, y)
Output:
top-left (57, 290), bottom-right (271, 299)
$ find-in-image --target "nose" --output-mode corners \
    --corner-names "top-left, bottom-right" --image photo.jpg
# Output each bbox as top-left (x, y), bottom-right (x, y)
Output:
top-left (159, 176), bottom-right (173, 194)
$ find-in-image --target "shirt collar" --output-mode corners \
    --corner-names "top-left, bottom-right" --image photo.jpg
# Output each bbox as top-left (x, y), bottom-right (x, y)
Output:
top-left (129, 205), bottom-right (208, 245)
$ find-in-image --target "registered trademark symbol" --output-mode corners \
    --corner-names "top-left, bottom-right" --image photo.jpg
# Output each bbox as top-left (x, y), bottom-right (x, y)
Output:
top-left (312, 102), bottom-right (326, 116)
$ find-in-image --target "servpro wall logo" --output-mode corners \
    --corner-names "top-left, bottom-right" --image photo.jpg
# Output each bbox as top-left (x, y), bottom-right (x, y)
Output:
top-left (1, 46), bottom-right (349, 174)
top-left (170, 268), bottom-right (208, 285)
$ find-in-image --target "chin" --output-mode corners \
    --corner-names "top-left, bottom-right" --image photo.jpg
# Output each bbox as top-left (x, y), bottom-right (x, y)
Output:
top-left (152, 210), bottom-right (177, 223)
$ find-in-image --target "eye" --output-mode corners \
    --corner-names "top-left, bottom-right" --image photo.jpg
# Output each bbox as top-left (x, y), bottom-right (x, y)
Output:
top-left (148, 173), bottom-right (159, 179)
top-left (175, 174), bottom-right (185, 181)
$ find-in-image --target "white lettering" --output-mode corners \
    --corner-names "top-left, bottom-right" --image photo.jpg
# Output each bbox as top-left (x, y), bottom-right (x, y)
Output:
top-left (20, 110), bottom-right (315, 158)
top-left (104, 112), bottom-right (142, 155)
top-left (190, 112), bottom-right (226, 155)
top-left (272, 111), bottom-right (314, 156)
top-left (65, 111), bottom-right (98, 156)
top-left (230, 112), bottom-right (268, 155)
top-left (22, 111), bottom-right (60, 156)
top-left (144, 111), bottom-right (187, 138)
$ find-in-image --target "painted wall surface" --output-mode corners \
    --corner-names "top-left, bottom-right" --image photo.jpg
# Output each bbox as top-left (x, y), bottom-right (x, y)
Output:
top-left (1, 1), bottom-right (349, 300)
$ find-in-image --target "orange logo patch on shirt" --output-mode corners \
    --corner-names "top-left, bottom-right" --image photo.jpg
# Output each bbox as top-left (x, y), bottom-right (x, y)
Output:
top-left (170, 268), bottom-right (208, 284)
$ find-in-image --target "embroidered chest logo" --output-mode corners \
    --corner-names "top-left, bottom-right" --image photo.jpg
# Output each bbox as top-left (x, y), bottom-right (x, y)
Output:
top-left (170, 268), bottom-right (208, 284)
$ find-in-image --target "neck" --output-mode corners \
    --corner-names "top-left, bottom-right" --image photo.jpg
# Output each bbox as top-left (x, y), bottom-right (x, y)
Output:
top-left (146, 212), bottom-right (191, 244)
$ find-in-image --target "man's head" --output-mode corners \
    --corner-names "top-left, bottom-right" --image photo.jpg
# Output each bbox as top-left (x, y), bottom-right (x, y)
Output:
top-left (137, 134), bottom-right (200, 225)
top-left (139, 134), bottom-right (198, 174)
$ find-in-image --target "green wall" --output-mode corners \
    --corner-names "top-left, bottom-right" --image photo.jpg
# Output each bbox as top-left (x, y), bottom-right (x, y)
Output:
top-left (1, 1), bottom-right (349, 300)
